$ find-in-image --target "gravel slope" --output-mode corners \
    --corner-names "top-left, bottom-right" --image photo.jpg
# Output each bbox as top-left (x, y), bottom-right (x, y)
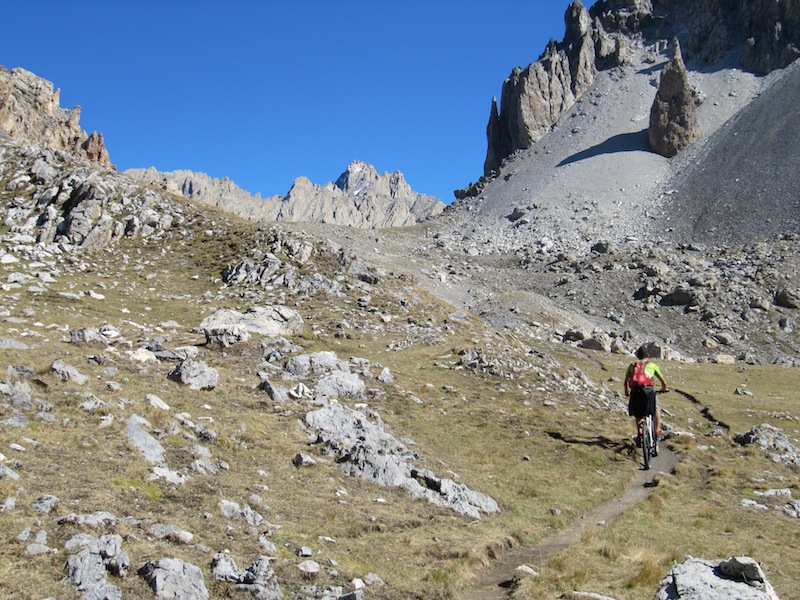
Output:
top-left (300, 39), bottom-right (800, 364)
top-left (666, 58), bottom-right (800, 243)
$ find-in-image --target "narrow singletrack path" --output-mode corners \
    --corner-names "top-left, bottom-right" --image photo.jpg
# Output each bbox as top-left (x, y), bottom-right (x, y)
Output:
top-left (461, 447), bottom-right (680, 600)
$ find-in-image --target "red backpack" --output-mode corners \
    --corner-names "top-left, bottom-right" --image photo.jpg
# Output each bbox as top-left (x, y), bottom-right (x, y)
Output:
top-left (630, 360), bottom-right (654, 387)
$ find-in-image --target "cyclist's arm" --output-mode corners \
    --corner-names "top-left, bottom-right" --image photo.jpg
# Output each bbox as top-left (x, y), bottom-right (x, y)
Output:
top-left (648, 363), bottom-right (668, 392)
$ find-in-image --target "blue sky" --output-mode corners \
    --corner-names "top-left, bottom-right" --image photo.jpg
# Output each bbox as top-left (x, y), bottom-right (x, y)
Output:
top-left (3, 1), bottom-right (577, 202)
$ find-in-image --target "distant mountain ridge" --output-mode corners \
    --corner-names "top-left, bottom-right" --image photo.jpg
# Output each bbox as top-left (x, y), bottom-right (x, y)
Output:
top-left (0, 65), bottom-right (443, 230)
top-left (126, 161), bottom-right (444, 230)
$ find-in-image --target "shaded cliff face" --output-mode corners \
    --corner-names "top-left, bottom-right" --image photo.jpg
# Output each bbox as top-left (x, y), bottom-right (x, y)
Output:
top-left (127, 160), bottom-right (445, 230)
top-left (482, 0), bottom-right (800, 177)
top-left (484, 1), bottom-right (601, 177)
top-left (0, 66), bottom-right (113, 169)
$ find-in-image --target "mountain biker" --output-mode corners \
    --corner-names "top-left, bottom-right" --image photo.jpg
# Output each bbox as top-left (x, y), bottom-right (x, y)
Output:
top-left (624, 346), bottom-right (668, 442)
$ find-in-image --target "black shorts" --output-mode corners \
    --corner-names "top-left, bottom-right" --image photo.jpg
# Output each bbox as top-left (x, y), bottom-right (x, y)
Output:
top-left (628, 386), bottom-right (656, 418)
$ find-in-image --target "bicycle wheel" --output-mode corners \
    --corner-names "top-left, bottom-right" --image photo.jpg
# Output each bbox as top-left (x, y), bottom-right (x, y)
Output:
top-left (652, 418), bottom-right (659, 457)
top-left (641, 416), bottom-right (651, 470)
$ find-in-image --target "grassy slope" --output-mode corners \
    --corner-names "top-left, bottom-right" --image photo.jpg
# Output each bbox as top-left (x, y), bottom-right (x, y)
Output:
top-left (0, 197), bottom-right (798, 600)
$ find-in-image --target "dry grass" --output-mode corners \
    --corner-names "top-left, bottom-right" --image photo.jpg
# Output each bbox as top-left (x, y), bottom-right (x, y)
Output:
top-left (1, 207), bottom-right (799, 599)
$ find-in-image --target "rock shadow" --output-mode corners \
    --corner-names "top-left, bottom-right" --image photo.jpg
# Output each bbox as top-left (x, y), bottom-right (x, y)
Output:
top-left (557, 129), bottom-right (650, 166)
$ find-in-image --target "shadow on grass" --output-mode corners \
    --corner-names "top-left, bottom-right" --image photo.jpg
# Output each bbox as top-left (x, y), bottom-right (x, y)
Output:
top-left (546, 431), bottom-right (629, 455)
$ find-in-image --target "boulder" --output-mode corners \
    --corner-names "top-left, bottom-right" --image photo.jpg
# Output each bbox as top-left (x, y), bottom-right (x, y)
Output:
top-left (125, 415), bottom-right (166, 465)
top-left (51, 359), bottom-right (89, 385)
top-left (219, 499), bottom-right (264, 527)
top-left (285, 351), bottom-right (349, 378)
top-left (167, 359), bottom-right (219, 391)
top-left (204, 324), bottom-right (250, 348)
top-left (735, 423), bottom-right (800, 468)
top-left (138, 558), bottom-right (209, 600)
top-left (259, 377), bottom-right (290, 405)
top-left (70, 327), bottom-right (112, 345)
top-left (654, 556), bottom-right (779, 600)
top-left (774, 288), bottom-right (800, 309)
top-left (63, 533), bottom-right (128, 598)
top-left (313, 371), bottom-right (366, 403)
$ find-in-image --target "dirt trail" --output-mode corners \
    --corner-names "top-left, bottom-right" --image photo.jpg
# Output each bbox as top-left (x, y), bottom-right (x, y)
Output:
top-left (461, 448), bottom-right (680, 600)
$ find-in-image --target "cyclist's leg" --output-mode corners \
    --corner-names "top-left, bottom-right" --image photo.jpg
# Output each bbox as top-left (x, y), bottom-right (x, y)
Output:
top-left (634, 417), bottom-right (644, 444)
top-left (629, 388), bottom-right (646, 442)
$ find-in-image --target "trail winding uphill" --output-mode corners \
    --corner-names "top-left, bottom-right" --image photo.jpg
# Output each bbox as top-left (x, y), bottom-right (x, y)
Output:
top-left (462, 386), bottom-right (734, 599)
top-left (462, 446), bottom-right (681, 600)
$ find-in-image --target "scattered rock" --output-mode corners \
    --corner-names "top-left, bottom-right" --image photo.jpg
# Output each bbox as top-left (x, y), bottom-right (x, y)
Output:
top-left (138, 558), bottom-right (209, 600)
top-left (735, 423), bottom-right (800, 468)
top-left (168, 359), bottom-right (219, 390)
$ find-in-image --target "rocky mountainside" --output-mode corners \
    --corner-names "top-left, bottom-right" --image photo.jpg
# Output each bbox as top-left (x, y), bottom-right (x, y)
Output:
top-left (358, 0), bottom-right (797, 367)
top-left (126, 160), bottom-right (445, 229)
top-left (1, 1), bottom-right (797, 368)
top-left (3, 119), bottom-right (797, 598)
top-left (482, 0), bottom-right (800, 178)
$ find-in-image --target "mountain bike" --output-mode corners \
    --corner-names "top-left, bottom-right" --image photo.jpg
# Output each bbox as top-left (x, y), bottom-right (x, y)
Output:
top-left (637, 390), bottom-right (667, 470)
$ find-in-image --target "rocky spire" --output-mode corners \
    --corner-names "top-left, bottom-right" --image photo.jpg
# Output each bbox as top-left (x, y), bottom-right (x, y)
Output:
top-left (648, 39), bottom-right (700, 158)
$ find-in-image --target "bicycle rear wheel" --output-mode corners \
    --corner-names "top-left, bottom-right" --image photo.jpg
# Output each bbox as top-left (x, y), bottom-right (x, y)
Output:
top-left (641, 416), bottom-right (651, 470)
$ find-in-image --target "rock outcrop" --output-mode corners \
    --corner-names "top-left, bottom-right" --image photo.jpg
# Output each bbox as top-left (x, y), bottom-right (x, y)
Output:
top-left (484, 1), bottom-right (599, 176)
top-left (127, 160), bottom-right (444, 229)
top-left (592, 0), bottom-right (653, 33)
top-left (649, 39), bottom-right (700, 157)
top-left (0, 140), bottom-right (178, 251)
top-left (0, 67), bottom-right (112, 168)
top-left (304, 403), bottom-right (500, 519)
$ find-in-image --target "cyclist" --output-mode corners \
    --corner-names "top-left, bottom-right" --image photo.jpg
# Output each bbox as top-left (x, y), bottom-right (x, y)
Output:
top-left (624, 346), bottom-right (668, 442)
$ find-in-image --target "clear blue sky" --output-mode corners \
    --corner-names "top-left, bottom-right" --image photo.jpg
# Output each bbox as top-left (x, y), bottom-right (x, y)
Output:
top-left (2, 1), bottom-right (578, 202)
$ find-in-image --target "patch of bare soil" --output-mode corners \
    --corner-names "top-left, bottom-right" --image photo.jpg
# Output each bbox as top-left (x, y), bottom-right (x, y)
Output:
top-left (461, 447), bottom-right (681, 600)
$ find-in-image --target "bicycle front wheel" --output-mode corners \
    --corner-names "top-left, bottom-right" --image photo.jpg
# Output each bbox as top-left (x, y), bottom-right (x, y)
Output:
top-left (652, 419), bottom-right (659, 457)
